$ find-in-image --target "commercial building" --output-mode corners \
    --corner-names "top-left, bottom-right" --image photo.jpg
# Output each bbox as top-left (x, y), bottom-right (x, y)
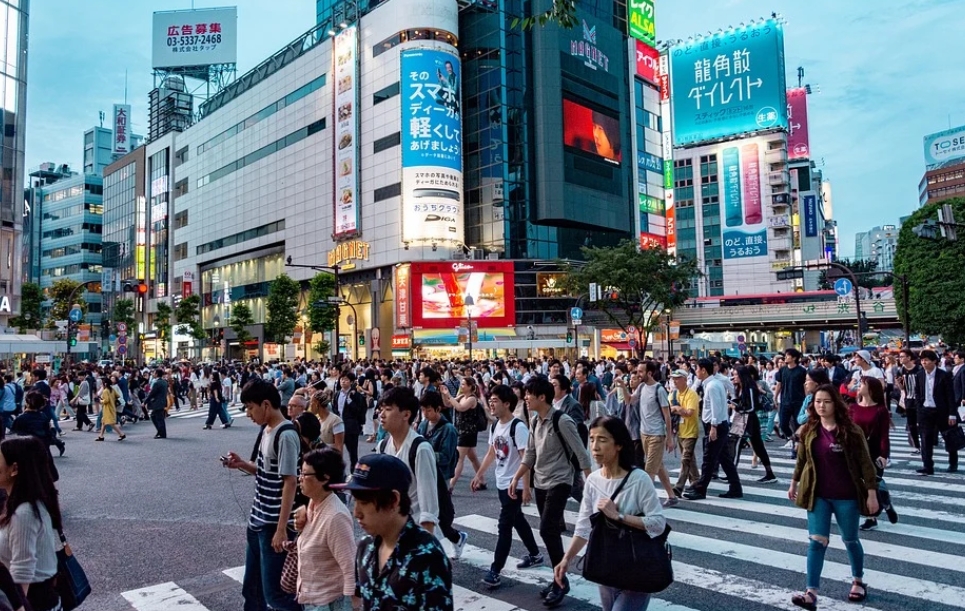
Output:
top-left (631, 39), bottom-right (669, 249)
top-left (0, 2), bottom-right (28, 325)
top-left (854, 224), bottom-right (899, 272)
top-left (920, 125), bottom-right (965, 206)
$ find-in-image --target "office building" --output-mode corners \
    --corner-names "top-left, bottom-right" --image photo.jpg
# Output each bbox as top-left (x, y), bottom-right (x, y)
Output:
top-left (84, 125), bottom-right (143, 176)
top-left (854, 224), bottom-right (899, 272)
top-left (919, 160), bottom-right (965, 206)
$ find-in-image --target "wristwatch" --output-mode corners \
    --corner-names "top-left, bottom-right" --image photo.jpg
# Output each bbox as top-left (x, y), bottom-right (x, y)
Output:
top-left (617, 513), bottom-right (625, 522)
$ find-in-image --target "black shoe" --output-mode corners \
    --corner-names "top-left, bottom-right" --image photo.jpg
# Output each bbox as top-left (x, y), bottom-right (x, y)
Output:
top-left (154, 434), bottom-right (165, 439)
top-left (947, 467), bottom-right (959, 473)
top-left (539, 582), bottom-right (555, 600)
top-left (885, 505), bottom-right (899, 524)
top-left (718, 490), bottom-right (743, 499)
top-left (672, 487), bottom-right (683, 499)
top-left (517, 554), bottom-right (544, 569)
top-left (543, 581), bottom-right (569, 608)
top-left (683, 490), bottom-right (706, 500)
top-left (859, 518), bottom-right (878, 531)
top-left (916, 468), bottom-right (934, 476)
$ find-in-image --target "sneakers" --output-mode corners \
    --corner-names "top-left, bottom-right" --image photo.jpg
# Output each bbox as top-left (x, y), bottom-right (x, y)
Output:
top-left (452, 531), bottom-right (468, 560)
top-left (859, 518), bottom-right (878, 531)
top-left (517, 553), bottom-right (544, 569)
top-left (672, 487), bottom-right (683, 498)
top-left (885, 505), bottom-right (899, 524)
top-left (782, 440), bottom-right (794, 449)
top-left (916, 468), bottom-right (934, 476)
top-left (757, 474), bottom-right (778, 484)
top-left (482, 570), bottom-right (501, 587)
top-left (662, 497), bottom-right (680, 508)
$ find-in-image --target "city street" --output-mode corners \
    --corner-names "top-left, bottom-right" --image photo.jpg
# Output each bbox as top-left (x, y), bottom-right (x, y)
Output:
top-left (53, 405), bottom-right (965, 611)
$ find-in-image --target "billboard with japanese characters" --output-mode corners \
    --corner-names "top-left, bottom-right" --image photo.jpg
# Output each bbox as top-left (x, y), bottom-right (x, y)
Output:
top-left (924, 125), bottom-right (965, 169)
top-left (628, 0), bottom-right (656, 46)
top-left (152, 7), bottom-right (237, 70)
top-left (112, 104), bottom-right (131, 156)
top-left (409, 261), bottom-right (515, 329)
top-left (786, 87), bottom-right (810, 160)
top-left (333, 27), bottom-right (360, 237)
top-left (401, 47), bottom-right (464, 245)
top-left (669, 19), bottom-right (787, 147)
top-left (719, 139), bottom-right (768, 259)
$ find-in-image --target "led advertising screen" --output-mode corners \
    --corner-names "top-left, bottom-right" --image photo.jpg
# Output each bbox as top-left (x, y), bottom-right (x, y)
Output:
top-left (410, 261), bottom-right (515, 329)
top-left (670, 19), bottom-right (787, 146)
top-left (924, 125), bottom-right (965, 169)
top-left (719, 139), bottom-right (768, 259)
top-left (563, 99), bottom-right (622, 165)
top-left (400, 47), bottom-right (465, 244)
top-left (786, 87), bottom-right (810, 160)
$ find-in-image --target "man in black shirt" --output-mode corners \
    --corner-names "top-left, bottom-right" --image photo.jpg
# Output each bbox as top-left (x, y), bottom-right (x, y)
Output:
top-left (774, 348), bottom-right (806, 446)
top-left (895, 348), bottom-right (922, 452)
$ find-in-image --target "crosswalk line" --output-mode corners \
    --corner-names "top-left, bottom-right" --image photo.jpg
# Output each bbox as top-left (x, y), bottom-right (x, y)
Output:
top-left (223, 566), bottom-right (245, 583)
top-left (733, 463), bottom-right (965, 493)
top-left (707, 479), bottom-right (965, 510)
top-left (122, 582), bottom-right (210, 611)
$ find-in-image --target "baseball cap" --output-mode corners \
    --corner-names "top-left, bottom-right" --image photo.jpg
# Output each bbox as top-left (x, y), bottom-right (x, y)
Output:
top-left (331, 454), bottom-right (411, 494)
top-left (856, 350), bottom-right (872, 363)
top-left (669, 369), bottom-right (689, 378)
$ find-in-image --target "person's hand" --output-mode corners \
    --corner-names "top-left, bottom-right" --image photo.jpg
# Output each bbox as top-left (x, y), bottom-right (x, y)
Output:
top-left (470, 475), bottom-right (483, 492)
top-left (521, 486), bottom-right (532, 505)
top-left (597, 497), bottom-right (619, 520)
top-left (866, 492), bottom-right (879, 517)
top-left (439, 385), bottom-right (450, 397)
top-left (271, 528), bottom-right (288, 553)
top-left (223, 451), bottom-right (245, 470)
top-left (507, 477), bottom-right (519, 499)
top-left (875, 456), bottom-right (888, 470)
top-left (293, 506), bottom-right (308, 531)
top-left (553, 558), bottom-right (570, 587)
top-left (787, 483), bottom-right (797, 501)
top-left (709, 426), bottom-right (718, 442)
top-left (665, 436), bottom-right (675, 453)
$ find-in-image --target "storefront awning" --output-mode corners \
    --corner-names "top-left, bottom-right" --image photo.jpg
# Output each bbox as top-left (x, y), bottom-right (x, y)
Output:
top-left (413, 328), bottom-right (516, 345)
top-left (0, 335), bottom-right (68, 354)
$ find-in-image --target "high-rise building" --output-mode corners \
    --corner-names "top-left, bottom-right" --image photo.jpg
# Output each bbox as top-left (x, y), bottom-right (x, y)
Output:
top-left (0, 2), bottom-right (28, 325)
top-left (854, 224), bottom-right (899, 272)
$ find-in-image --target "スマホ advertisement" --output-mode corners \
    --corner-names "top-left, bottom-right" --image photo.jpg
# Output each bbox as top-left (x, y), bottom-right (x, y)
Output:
top-left (401, 48), bottom-right (464, 244)
top-left (333, 27), bottom-right (359, 237)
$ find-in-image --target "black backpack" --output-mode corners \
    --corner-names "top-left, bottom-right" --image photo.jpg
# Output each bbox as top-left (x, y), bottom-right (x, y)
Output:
top-left (379, 436), bottom-right (455, 532)
top-left (548, 410), bottom-right (584, 471)
top-left (490, 417), bottom-right (523, 448)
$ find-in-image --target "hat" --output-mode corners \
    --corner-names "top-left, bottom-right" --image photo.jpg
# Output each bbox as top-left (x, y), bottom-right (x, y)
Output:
top-left (331, 454), bottom-right (411, 494)
top-left (856, 350), bottom-right (873, 363)
top-left (669, 369), bottom-right (689, 378)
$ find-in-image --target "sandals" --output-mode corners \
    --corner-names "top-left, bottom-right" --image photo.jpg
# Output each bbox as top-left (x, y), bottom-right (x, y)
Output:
top-left (848, 581), bottom-right (868, 602)
top-left (118, 434), bottom-right (127, 441)
top-left (791, 591), bottom-right (817, 610)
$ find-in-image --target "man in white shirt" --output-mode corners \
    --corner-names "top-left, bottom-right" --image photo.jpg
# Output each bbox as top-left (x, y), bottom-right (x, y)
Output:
top-left (683, 358), bottom-right (743, 500)
top-left (848, 350), bottom-right (885, 394)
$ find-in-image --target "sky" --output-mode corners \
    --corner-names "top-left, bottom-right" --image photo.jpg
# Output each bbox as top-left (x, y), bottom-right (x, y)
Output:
top-left (24, 0), bottom-right (965, 258)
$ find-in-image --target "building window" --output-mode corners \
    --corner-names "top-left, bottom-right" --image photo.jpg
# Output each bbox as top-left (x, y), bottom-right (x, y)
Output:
top-left (373, 183), bottom-right (401, 202)
top-left (373, 82), bottom-right (400, 105)
top-left (174, 242), bottom-right (188, 261)
top-left (174, 210), bottom-right (188, 229)
top-left (196, 220), bottom-right (286, 255)
top-left (373, 132), bottom-right (401, 154)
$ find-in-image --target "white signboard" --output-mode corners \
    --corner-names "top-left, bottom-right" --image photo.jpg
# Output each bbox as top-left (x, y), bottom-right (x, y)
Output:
top-left (333, 26), bottom-right (359, 237)
top-left (152, 7), bottom-right (238, 70)
top-left (924, 125), bottom-right (965, 169)
top-left (112, 105), bottom-right (131, 155)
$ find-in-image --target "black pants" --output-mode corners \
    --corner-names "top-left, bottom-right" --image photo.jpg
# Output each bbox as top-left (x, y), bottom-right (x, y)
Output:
top-left (27, 574), bottom-right (59, 611)
top-left (631, 438), bottom-right (646, 468)
top-left (343, 418), bottom-right (361, 470)
top-left (744, 411), bottom-right (773, 475)
top-left (75, 406), bottom-right (92, 429)
top-left (694, 422), bottom-right (741, 494)
top-left (906, 405), bottom-right (921, 449)
top-left (535, 483), bottom-right (571, 570)
top-left (779, 403), bottom-right (801, 440)
top-left (151, 409), bottom-right (167, 438)
top-left (493, 487), bottom-right (540, 573)
top-left (920, 409), bottom-right (958, 472)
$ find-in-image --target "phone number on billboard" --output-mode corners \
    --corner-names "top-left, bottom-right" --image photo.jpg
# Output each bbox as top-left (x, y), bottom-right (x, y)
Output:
top-left (167, 34), bottom-right (223, 47)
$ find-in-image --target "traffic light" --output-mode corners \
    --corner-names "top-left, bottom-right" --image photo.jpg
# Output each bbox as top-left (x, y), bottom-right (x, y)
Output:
top-left (69, 337), bottom-right (77, 347)
top-left (358, 334), bottom-right (365, 346)
top-left (912, 220), bottom-right (940, 240)
top-left (123, 281), bottom-right (149, 294)
top-left (136, 282), bottom-right (148, 295)
top-left (566, 330), bottom-right (573, 343)
top-left (859, 313), bottom-right (869, 334)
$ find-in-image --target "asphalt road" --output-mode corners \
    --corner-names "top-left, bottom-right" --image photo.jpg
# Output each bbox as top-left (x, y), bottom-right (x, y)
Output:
top-left (54, 404), bottom-right (965, 611)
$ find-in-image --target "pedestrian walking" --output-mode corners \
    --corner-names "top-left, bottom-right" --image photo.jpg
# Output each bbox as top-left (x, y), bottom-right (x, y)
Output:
top-left (915, 349), bottom-right (958, 475)
top-left (203, 372), bottom-right (232, 430)
top-left (440, 377), bottom-right (484, 492)
top-left (775, 349), bottom-right (807, 447)
top-left (669, 370), bottom-right (700, 498)
top-left (731, 365), bottom-right (776, 483)
top-left (145, 369), bottom-right (169, 439)
top-left (852, 376), bottom-right (898, 530)
top-left (683, 358), bottom-right (743, 500)
top-left (95, 376), bottom-right (126, 442)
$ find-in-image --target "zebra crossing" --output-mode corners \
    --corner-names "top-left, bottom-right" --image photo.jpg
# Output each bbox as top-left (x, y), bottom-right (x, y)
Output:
top-left (119, 429), bottom-right (965, 611)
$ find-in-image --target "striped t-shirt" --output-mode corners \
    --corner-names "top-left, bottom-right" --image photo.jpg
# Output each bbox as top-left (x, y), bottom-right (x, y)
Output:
top-left (249, 423), bottom-right (300, 531)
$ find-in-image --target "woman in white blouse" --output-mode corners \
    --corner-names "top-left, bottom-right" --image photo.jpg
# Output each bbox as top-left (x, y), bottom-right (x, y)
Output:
top-left (554, 416), bottom-right (666, 611)
top-left (0, 436), bottom-right (63, 611)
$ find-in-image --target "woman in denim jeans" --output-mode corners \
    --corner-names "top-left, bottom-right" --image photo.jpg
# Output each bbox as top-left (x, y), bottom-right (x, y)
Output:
top-left (788, 384), bottom-right (878, 610)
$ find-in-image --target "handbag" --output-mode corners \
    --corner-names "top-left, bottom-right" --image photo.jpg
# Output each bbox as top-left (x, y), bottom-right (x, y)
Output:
top-left (56, 531), bottom-right (91, 611)
top-left (941, 425), bottom-right (965, 454)
top-left (729, 412), bottom-right (749, 438)
top-left (280, 538), bottom-right (299, 595)
top-left (580, 468), bottom-right (674, 593)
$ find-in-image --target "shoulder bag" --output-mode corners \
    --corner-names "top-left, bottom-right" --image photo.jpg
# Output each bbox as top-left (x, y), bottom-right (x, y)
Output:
top-left (56, 530), bottom-right (92, 611)
top-left (580, 468), bottom-right (674, 593)
top-left (941, 425), bottom-right (965, 454)
top-left (280, 538), bottom-right (298, 594)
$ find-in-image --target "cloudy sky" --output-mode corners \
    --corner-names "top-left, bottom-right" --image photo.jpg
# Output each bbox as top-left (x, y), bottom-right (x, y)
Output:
top-left (25, 1), bottom-right (965, 257)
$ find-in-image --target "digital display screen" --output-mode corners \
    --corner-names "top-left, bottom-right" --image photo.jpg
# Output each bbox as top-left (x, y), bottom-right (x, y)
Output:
top-left (410, 262), bottom-right (516, 328)
top-left (562, 98), bottom-right (622, 165)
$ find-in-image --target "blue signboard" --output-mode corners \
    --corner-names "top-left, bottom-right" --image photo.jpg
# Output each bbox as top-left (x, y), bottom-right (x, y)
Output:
top-left (637, 151), bottom-right (662, 174)
top-left (723, 228), bottom-right (767, 259)
top-left (803, 194), bottom-right (818, 237)
top-left (834, 278), bottom-right (852, 297)
top-left (669, 20), bottom-right (787, 146)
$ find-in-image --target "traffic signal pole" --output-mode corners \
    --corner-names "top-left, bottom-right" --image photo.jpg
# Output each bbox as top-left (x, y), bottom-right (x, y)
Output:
top-left (63, 280), bottom-right (101, 368)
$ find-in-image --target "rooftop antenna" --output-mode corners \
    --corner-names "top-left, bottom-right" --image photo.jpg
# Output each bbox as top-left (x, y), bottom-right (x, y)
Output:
top-left (797, 66), bottom-right (804, 88)
top-left (98, 111), bottom-right (105, 127)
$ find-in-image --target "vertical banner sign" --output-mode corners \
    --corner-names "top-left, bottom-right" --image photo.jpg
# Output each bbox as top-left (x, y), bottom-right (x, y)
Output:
top-left (786, 87), bottom-right (810, 159)
top-left (669, 19), bottom-right (787, 146)
top-left (401, 47), bottom-right (464, 244)
top-left (183, 270), bottom-right (194, 298)
top-left (333, 27), bottom-right (359, 238)
top-left (395, 264), bottom-right (411, 328)
top-left (720, 140), bottom-right (768, 259)
top-left (112, 104), bottom-right (131, 155)
top-left (803, 194), bottom-right (818, 237)
top-left (635, 40), bottom-right (660, 85)
top-left (628, 0), bottom-right (656, 46)
top-left (659, 51), bottom-right (675, 254)
top-left (722, 147), bottom-right (742, 227)
top-left (741, 141), bottom-right (762, 224)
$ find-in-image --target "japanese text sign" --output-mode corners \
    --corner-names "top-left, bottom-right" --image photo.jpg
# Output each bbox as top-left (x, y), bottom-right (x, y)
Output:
top-left (628, 0), bottom-right (656, 46)
top-left (152, 7), bottom-right (237, 69)
top-left (786, 87), bottom-right (810, 160)
top-left (112, 104), bottom-right (131, 156)
top-left (635, 40), bottom-right (660, 85)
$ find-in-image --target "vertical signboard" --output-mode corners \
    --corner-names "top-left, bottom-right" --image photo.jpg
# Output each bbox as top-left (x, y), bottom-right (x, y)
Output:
top-left (720, 139), bottom-right (768, 259)
top-left (395, 264), bottom-right (411, 329)
top-left (659, 51), bottom-right (675, 254)
top-left (112, 104), bottom-right (131, 156)
top-left (634, 40), bottom-right (659, 85)
top-left (628, 0), bottom-right (656, 46)
top-left (333, 27), bottom-right (359, 238)
top-left (400, 47), bottom-right (464, 244)
top-left (670, 19), bottom-right (787, 146)
top-left (803, 194), bottom-right (818, 237)
top-left (786, 87), bottom-right (810, 160)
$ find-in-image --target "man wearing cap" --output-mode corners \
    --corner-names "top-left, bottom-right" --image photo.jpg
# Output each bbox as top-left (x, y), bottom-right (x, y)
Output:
top-left (847, 350), bottom-right (885, 396)
top-left (334, 454), bottom-right (453, 611)
top-left (669, 369), bottom-right (700, 498)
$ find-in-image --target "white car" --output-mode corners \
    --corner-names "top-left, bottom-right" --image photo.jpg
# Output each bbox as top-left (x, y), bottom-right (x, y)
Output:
top-left (98, 359), bottom-right (115, 368)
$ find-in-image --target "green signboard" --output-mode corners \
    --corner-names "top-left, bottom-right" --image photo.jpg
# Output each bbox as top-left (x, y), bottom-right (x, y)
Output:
top-left (663, 159), bottom-right (673, 190)
top-left (628, 0), bottom-right (655, 46)
top-left (639, 193), bottom-right (663, 214)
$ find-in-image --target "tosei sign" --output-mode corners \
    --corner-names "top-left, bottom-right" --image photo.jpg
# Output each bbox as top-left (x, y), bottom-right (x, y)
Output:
top-left (152, 7), bottom-right (237, 70)
top-left (924, 125), bottom-right (965, 169)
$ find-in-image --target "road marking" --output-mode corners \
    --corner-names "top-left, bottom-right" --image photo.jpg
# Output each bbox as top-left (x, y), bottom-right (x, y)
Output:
top-left (223, 565), bottom-right (245, 583)
top-left (121, 582), bottom-right (211, 611)
top-left (453, 584), bottom-right (533, 611)
top-left (733, 463), bottom-right (965, 493)
top-left (705, 479), bottom-right (965, 510)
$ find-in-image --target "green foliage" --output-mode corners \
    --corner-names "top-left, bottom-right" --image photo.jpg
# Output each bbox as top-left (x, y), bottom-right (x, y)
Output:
top-left (230, 302), bottom-right (255, 357)
top-left (512, 0), bottom-right (578, 29)
top-left (174, 294), bottom-right (206, 341)
top-left (314, 339), bottom-right (331, 356)
top-left (893, 197), bottom-right (965, 345)
top-left (308, 272), bottom-right (338, 333)
top-left (111, 298), bottom-right (136, 334)
top-left (265, 274), bottom-right (301, 345)
top-left (817, 258), bottom-right (881, 290)
top-left (154, 301), bottom-right (173, 344)
top-left (48, 279), bottom-right (87, 322)
top-left (560, 240), bottom-right (699, 356)
top-left (10, 282), bottom-right (44, 332)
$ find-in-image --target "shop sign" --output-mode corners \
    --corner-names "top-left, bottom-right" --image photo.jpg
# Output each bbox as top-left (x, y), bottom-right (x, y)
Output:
top-left (536, 273), bottom-right (568, 297)
top-left (328, 240), bottom-right (371, 269)
top-left (601, 328), bottom-right (629, 343)
top-left (569, 20), bottom-right (610, 72)
top-left (395, 264), bottom-right (411, 328)
top-left (392, 334), bottom-right (410, 349)
top-left (0, 296), bottom-right (9, 313)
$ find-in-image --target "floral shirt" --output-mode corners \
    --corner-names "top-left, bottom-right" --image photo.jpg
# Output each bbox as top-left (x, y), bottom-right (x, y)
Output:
top-left (355, 517), bottom-right (453, 611)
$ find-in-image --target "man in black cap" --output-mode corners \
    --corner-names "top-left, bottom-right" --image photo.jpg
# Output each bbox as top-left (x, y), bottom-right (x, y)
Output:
top-left (334, 454), bottom-right (453, 611)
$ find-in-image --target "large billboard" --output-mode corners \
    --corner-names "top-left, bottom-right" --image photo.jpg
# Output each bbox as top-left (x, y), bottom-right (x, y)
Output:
top-left (401, 47), bottom-right (464, 244)
top-left (670, 19), bottom-right (787, 147)
top-left (333, 27), bottom-right (360, 238)
top-left (719, 140), bottom-right (768, 259)
top-left (802, 194), bottom-right (818, 237)
top-left (409, 261), bottom-right (515, 329)
top-left (628, 0), bottom-right (656, 46)
top-left (112, 104), bottom-right (131, 156)
top-left (787, 87), bottom-right (810, 160)
top-left (152, 7), bottom-right (238, 70)
top-left (562, 98), bottom-right (622, 165)
top-left (924, 125), bottom-right (965, 169)
top-left (635, 40), bottom-right (659, 85)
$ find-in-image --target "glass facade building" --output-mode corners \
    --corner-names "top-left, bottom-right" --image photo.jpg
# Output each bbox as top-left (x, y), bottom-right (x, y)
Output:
top-left (1, 1), bottom-right (27, 321)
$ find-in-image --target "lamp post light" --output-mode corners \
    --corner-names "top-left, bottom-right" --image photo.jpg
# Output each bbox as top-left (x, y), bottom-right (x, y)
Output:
top-left (465, 295), bottom-right (475, 361)
top-left (664, 308), bottom-right (672, 360)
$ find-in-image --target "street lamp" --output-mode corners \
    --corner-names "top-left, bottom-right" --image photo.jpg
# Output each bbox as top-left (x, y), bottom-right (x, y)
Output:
top-left (664, 308), bottom-right (672, 360)
top-left (465, 295), bottom-right (475, 361)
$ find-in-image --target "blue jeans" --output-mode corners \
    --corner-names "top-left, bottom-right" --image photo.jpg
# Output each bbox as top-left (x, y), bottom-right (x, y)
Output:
top-left (45, 405), bottom-right (62, 434)
top-left (303, 597), bottom-right (351, 611)
top-left (600, 586), bottom-right (651, 611)
top-left (806, 497), bottom-right (864, 591)
top-left (243, 526), bottom-right (299, 611)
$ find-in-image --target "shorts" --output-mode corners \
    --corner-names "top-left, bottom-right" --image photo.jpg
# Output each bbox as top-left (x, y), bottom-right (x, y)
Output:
top-left (457, 431), bottom-right (479, 448)
top-left (642, 434), bottom-right (666, 477)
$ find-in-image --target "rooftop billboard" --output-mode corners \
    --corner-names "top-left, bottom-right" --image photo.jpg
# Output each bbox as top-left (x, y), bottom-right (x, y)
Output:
top-left (924, 125), bottom-right (965, 169)
top-left (152, 7), bottom-right (238, 70)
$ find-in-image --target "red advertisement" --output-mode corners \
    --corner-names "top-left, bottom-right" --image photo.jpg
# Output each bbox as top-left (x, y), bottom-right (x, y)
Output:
top-left (741, 142), bottom-right (762, 225)
top-left (635, 41), bottom-right (659, 85)
top-left (391, 334), bottom-right (411, 349)
top-left (410, 261), bottom-right (515, 329)
top-left (395, 264), bottom-right (411, 329)
top-left (787, 88), bottom-right (810, 160)
top-left (182, 282), bottom-right (193, 298)
top-left (639, 232), bottom-right (667, 250)
top-left (665, 191), bottom-right (676, 251)
top-left (562, 99), bottom-right (622, 164)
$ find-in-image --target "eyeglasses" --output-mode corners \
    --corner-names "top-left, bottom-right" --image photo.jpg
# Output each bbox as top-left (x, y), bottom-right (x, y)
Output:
top-left (299, 471), bottom-right (317, 478)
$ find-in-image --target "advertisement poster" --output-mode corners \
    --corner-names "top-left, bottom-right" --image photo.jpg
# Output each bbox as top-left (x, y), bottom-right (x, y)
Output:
top-left (395, 264), bottom-right (411, 328)
top-left (786, 87), bottom-right (810, 160)
top-left (670, 19), bottom-right (787, 146)
top-left (409, 261), bottom-right (515, 328)
top-left (923, 125), bottom-right (965, 169)
top-left (720, 140), bottom-right (768, 259)
top-left (635, 40), bottom-right (659, 85)
top-left (401, 47), bottom-right (464, 244)
top-left (152, 7), bottom-right (237, 70)
top-left (659, 51), bottom-right (675, 254)
top-left (628, 0), bottom-right (656, 46)
top-left (803, 194), bottom-right (818, 237)
top-left (333, 27), bottom-right (359, 237)
top-left (112, 104), bottom-right (131, 156)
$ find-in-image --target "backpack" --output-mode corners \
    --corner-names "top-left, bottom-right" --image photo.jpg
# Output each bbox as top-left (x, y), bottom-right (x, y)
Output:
top-left (379, 436), bottom-right (455, 532)
top-left (548, 410), bottom-right (583, 472)
top-left (491, 417), bottom-right (523, 448)
top-left (475, 403), bottom-right (490, 431)
top-left (250, 422), bottom-right (307, 509)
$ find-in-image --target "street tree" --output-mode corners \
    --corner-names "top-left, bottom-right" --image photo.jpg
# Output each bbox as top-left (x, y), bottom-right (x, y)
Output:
top-left (174, 294), bottom-right (207, 356)
top-left (155, 301), bottom-right (173, 357)
top-left (893, 197), bottom-right (965, 345)
top-left (48, 279), bottom-right (87, 323)
top-left (111, 298), bottom-right (136, 334)
top-left (818, 258), bottom-right (881, 290)
top-left (10, 282), bottom-right (44, 333)
top-left (265, 274), bottom-right (300, 348)
top-left (560, 240), bottom-right (699, 357)
top-left (512, 0), bottom-right (577, 29)
top-left (308, 272), bottom-right (337, 356)
top-left (230, 302), bottom-right (255, 360)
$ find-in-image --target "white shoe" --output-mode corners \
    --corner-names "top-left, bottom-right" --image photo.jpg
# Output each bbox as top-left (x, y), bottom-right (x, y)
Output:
top-left (781, 440), bottom-right (794, 449)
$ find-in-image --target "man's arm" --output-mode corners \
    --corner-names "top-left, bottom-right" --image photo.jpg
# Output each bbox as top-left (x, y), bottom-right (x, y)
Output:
top-left (414, 443), bottom-right (440, 533)
top-left (272, 475), bottom-right (297, 552)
